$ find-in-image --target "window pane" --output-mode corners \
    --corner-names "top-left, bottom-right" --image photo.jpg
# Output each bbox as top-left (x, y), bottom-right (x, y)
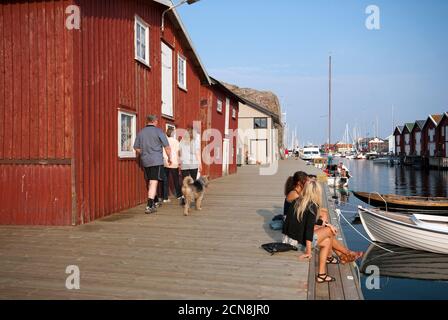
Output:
top-left (121, 114), bottom-right (133, 152)
top-left (141, 43), bottom-right (145, 60)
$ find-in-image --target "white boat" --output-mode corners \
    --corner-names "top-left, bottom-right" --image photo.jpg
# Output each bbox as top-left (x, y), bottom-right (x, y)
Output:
top-left (358, 206), bottom-right (448, 254)
top-left (355, 154), bottom-right (367, 160)
top-left (346, 154), bottom-right (356, 160)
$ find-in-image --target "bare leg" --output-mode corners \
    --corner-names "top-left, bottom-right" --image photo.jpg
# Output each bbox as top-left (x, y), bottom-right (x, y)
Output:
top-left (318, 238), bottom-right (331, 275)
top-left (148, 180), bottom-right (158, 200)
top-left (314, 227), bottom-right (334, 274)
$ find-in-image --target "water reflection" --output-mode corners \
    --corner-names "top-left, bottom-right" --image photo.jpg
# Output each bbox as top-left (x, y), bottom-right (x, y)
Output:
top-left (333, 158), bottom-right (448, 299)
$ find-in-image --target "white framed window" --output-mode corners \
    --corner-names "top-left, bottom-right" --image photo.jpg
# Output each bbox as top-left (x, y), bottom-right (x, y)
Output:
top-left (177, 54), bottom-right (187, 90)
top-left (134, 16), bottom-right (150, 67)
top-left (232, 108), bottom-right (237, 119)
top-left (217, 99), bottom-right (223, 113)
top-left (118, 110), bottom-right (137, 158)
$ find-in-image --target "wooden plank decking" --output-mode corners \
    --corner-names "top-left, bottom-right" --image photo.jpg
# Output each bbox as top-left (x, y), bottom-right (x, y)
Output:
top-left (0, 161), bottom-right (307, 299)
top-left (0, 160), bottom-right (362, 300)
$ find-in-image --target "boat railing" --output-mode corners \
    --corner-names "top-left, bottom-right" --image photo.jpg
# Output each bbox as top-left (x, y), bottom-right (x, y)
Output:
top-left (368, 192), bottom-right (388, 212)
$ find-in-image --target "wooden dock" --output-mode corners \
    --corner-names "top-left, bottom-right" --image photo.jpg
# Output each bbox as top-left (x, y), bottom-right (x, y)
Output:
top-left (0, 160), bottom-right (362, 300)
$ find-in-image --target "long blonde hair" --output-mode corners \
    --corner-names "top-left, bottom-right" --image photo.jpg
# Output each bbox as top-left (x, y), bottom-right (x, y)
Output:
top-left (294, 181), bottom-right (322, 222)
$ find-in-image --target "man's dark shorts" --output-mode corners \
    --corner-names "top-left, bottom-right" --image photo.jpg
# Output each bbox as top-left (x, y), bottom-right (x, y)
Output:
top-left (144, 165), bottom-right (164, 181)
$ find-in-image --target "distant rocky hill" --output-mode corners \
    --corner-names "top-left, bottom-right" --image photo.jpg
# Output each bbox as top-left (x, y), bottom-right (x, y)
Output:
top-left (223, 82), bottom-right (284, 148)
top-left (223, 83), bottom-right (282, 117)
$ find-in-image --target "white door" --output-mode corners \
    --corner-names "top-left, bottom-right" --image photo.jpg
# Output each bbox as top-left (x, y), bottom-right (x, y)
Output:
top-left (251, 140), bottom-right (268, 164)
top-left (161, 42), bottom-right (173, 117)
top-left (429, 143), bottom-right (436, 156)
top-left (224, 98), bottom-right (230, 135)
top-left (415, 132), bottom-right (421, 156)
top-left (222, 139), bottom-right (230, 175)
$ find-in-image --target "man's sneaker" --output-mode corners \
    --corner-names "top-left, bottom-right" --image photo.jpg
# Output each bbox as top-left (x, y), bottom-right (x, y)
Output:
top-left (154, 201), bottom-right (162, 208)
top-left (163, 199), bottom-right (171, 203)
top-left (145, 206), bottom-right (157, 214)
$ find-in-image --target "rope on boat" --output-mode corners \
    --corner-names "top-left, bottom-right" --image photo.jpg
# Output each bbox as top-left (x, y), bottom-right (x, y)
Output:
top-left (335, 209), bottom-right (395, 253)
top-left (339, 210), bottom-right (359, 214)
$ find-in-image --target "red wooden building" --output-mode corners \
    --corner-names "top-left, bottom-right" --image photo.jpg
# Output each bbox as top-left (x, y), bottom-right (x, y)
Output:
top-left (410, 120), bottom-right (425, 156)
top-left (0, 0), bottom-right (239, 225)
top-left (393, 126), bottom-right (404, 156)
top-left (422, 114), bottom-right (442, 158)
top-left (205, 78), bottom-right (242, 179)
top-left (438, 112), bottom-right (448, 158)
top-left (402, 123), bottom-right (414, 156)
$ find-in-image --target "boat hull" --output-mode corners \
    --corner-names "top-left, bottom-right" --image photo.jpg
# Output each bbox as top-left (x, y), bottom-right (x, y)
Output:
top-left (352, 191), bottom-right (448, 214)
top-left (358, 207), bottom-right (448, 254)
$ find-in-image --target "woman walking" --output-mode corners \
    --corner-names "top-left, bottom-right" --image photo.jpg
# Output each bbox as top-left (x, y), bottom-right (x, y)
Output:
top-left (162, 127), bottom-right (182, 203)
top-left (179, 127), bottom-right (202, 181)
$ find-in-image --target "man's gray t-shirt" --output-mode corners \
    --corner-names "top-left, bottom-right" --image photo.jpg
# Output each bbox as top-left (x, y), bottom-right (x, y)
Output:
top-left (134, 126), bottom-right (169, 168)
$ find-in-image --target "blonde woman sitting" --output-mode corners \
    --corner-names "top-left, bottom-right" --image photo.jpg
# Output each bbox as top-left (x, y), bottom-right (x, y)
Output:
top-left (283, 181), bottom-right (361, 283)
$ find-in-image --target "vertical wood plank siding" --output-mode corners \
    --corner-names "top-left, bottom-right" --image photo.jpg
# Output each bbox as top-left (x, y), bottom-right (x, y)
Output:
top-left (0, 0), bottom-right (239, 225)
top-left (73, 0), bottom-right (208, 224)
top-left (0, 0), bottom-right (74, 225)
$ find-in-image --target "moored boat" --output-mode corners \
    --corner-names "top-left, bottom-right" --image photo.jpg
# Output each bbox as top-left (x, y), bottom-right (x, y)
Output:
top-left (358, 206), bottom-right (448, 254)
top-left (352, 191), bottom-right (448, 214)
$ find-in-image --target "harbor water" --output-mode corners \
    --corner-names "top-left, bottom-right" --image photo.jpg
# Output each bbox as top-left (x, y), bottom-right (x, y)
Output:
top-left (333, 158), bottom-right (448, 300)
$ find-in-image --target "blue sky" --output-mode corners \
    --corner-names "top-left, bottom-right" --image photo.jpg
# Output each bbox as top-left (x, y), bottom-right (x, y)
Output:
top-left (177, 0), bottom-right (448, 145)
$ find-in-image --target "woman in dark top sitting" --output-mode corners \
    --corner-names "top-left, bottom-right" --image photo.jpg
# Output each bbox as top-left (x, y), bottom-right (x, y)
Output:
top-left (283, 172), bottom-right (362, 266)
top-left (283, 171), bottom-right (308, 216)
top-left (283, 181), bottom-right (363, 283)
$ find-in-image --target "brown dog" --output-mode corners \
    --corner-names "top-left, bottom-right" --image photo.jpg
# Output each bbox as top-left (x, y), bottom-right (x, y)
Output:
top-left (181, 176), bottom-right (210, 216)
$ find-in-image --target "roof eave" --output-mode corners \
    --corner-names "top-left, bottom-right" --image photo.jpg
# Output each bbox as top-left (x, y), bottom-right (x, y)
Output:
top-left (158, 1), bottom-right (211, 85)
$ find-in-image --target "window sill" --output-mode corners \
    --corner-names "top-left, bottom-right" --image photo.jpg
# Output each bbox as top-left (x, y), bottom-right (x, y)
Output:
top-left (135, 57), bottom-right (151, 69)
top-left (119, 157), bottom-right (138, 161)
top-left (162, 114), bottom-right (175, 121)
top-left (178, 85), bottom-right (188, 93)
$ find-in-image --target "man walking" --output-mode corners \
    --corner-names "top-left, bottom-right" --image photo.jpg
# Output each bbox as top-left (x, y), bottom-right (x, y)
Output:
top-left (134, 115), bottom-right (172, 214)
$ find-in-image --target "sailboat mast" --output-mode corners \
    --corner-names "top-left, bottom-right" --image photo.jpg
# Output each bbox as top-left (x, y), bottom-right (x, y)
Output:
top-left (328, 55), bottom-right (332, 153)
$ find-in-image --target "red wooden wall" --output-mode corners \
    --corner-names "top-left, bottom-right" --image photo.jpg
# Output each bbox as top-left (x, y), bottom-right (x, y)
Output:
top-left (0, 0), bottom-right (238, 225)
top-left (72, 0), bottom-right (207, 224)
top-left (440, 115), bottom-right (448, 157)
top-left (422, 120), bottom-right (436, 157)
top-left (0, 0), bottom-right (74, 225)
top-left (206, 86), bottom-right (239, 179)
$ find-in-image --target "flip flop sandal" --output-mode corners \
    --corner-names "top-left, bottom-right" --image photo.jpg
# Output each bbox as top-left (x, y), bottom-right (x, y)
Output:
top-left (316, 274), bottom-right (336, 283)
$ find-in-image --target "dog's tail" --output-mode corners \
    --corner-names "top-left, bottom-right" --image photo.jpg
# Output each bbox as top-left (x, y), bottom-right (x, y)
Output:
top-left (182, 176), bottom-right (194, 188)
